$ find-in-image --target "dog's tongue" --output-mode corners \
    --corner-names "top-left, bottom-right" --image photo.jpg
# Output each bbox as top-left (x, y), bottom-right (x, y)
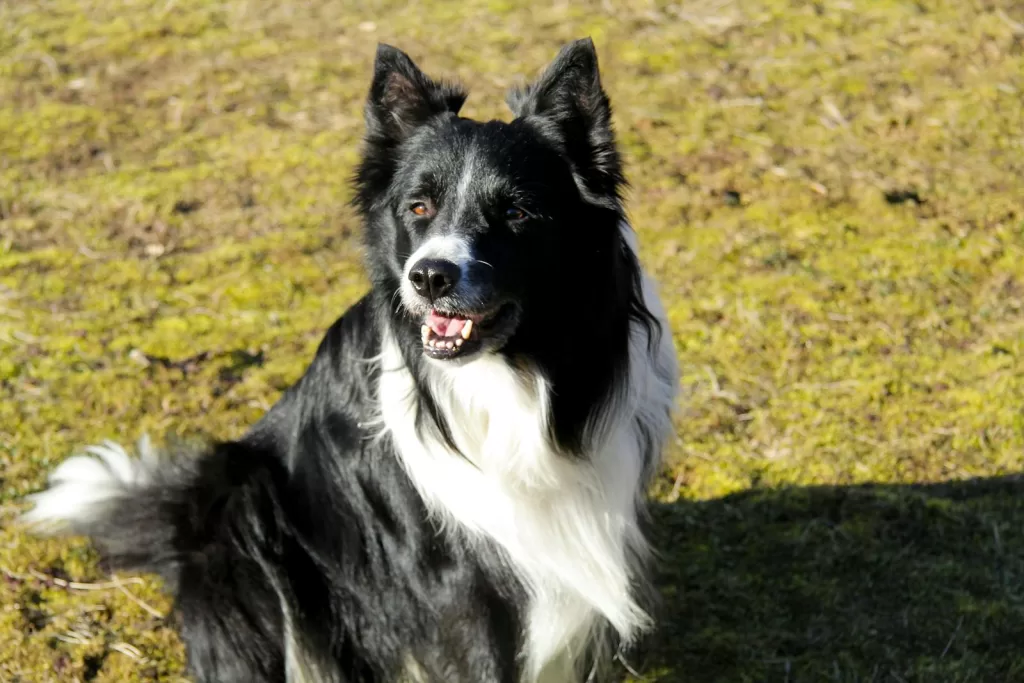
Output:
top-left (427, 311), bottom-right (468, 338)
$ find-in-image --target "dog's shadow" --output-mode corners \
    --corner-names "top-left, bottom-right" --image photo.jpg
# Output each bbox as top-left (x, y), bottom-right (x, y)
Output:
top-left (636, 476), bottom-right (1024, 682)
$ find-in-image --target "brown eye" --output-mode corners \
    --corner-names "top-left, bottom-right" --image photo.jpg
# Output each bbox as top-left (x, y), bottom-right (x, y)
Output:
top-left (506, 207), bottom-right (526, 221)
top-left (410, 201), bottom-right (432, 217)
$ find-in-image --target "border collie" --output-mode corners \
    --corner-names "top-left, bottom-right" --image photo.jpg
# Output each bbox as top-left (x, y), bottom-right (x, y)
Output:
top-left (24, 38), bottom-right (678, 683)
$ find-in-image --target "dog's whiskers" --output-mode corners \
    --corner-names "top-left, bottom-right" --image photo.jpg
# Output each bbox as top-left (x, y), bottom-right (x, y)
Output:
top-left (390, 288), bottom-right (404, 315)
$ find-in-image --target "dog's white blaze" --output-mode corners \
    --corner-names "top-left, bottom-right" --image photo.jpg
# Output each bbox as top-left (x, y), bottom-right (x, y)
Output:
top-left (402, 235), bottom-right (473, 279)
top-left (447, 145), bottom-right (478, 230)
top-left (21, 438), bottom-right (156, 529)
top-left (380, 222), bottom-right (678, 682)
top-left (400, 145), bottom-right (476, 284)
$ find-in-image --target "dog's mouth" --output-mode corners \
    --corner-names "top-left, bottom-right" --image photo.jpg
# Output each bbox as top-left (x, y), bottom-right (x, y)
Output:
top-left (420, 303), bottom-right (517, 360)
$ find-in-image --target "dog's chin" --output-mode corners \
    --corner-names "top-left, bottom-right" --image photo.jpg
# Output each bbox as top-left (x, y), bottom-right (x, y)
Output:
top-left (412, 302), bottom-right (520, 362)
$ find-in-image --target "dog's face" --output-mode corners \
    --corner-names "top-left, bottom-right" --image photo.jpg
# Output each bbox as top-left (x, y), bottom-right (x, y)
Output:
top-left (356, 39), bottom-right (627, 364)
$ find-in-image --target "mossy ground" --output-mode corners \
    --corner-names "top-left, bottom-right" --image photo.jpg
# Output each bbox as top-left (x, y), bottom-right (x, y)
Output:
top-left (1, 1), bottom-right (1023, 681)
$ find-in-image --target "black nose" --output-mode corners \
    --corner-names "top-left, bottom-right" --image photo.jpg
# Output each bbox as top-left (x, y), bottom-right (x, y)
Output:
top-left (408, 258), bottom-right (460, 301)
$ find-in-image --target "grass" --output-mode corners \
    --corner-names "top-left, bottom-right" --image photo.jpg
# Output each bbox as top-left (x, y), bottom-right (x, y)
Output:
top-left (1, 0), bottom-right (1023, 680)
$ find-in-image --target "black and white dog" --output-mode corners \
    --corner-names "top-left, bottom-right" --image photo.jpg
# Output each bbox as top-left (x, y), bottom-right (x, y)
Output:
top-left (24, 39), bottom-right (678, 683)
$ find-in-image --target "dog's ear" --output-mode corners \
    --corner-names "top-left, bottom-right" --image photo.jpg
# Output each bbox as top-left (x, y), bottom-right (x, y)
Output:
top-left (507, 38), bottom-right (624, 199)
top-left (355, 46), bottom-right (467, 213)
top-left (365, 44), bottom-right (467, 142)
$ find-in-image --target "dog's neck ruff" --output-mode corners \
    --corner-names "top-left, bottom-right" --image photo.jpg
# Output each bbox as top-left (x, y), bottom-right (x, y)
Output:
top-left (378, 223), bottom-right (678, 682)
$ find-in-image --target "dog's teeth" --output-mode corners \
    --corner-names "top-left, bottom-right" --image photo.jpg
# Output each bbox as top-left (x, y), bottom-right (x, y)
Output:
top-left (461, 320), bottom-right (473, 339)
top-left (421, 325), bottom-right (431, 342)
top-left (455, 338), bottom-right (463, 347)
top-left (428, 339), bottom-right (436, 347)
top-left (445, 341), bottom-right (454, 349)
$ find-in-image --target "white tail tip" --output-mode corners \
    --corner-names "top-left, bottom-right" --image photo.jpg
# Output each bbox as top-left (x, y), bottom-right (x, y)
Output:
top-left (21, 437), bottom-right (155, 531)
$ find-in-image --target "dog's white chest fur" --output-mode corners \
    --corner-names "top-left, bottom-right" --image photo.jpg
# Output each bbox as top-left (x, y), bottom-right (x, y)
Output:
top-left (379, 234), bottom-right (677, 682)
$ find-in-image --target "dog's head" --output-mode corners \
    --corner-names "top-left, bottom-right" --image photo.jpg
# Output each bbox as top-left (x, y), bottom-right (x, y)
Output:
top-left (356, 39), bottom-right (634, 366)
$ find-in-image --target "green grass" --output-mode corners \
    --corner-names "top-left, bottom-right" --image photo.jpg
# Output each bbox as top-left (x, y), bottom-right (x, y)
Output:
top-left (2, 0), bottom-right (1023, 680)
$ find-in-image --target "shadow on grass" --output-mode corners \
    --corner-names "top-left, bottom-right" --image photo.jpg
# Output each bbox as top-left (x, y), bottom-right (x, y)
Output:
top-left (639, 477), bottom-right (1024, 682)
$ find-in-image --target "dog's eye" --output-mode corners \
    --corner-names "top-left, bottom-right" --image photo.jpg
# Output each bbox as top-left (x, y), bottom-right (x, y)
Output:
top-left (505, 207), bottom-right (526, 221)
top-left (410, 201), bottom-right (433, 218)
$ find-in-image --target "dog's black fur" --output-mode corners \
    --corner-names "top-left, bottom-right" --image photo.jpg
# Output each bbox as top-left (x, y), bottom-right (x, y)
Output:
top-left (27, 39), bottom-right (665, 682)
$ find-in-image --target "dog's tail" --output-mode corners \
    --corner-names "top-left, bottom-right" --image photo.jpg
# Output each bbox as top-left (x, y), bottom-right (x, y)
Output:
top-left (22, 436), bottom-right (287, 577)
top-left (20, 436), bottom-right (290, 678)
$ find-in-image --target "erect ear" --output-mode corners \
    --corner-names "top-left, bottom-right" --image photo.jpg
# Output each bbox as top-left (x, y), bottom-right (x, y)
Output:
top-left (365, 44), bottom-right (467, 143)
top-left (506, 38), bottom-right (624, 200)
